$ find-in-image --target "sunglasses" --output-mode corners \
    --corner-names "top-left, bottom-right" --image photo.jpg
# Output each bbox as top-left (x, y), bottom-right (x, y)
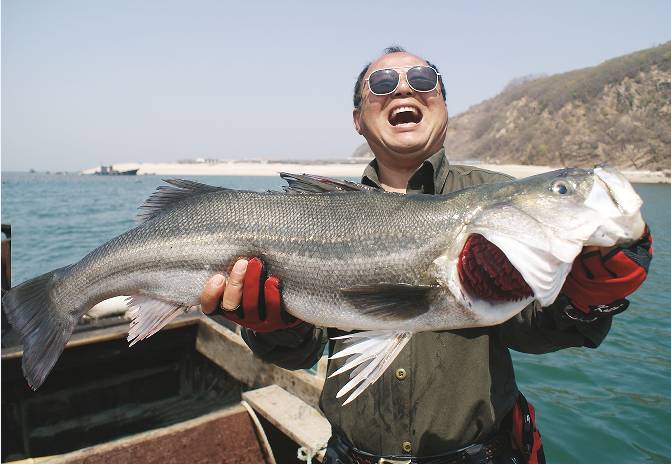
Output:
top-left (365, 65), bottom-right (441, 96)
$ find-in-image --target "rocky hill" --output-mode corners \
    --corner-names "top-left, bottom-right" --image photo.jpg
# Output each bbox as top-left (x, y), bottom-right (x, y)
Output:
top-left (355, 43), bottom-right (671, 171)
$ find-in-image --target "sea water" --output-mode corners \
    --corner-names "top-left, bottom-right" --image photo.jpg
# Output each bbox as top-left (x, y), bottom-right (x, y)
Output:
top-left (1, 172), bottom-right (670, 462)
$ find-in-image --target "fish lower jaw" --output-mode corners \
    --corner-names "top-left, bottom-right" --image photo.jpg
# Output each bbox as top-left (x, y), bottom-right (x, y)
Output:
top-left (584, 212), bottom-right (646, 248)
top-left (463, 296), bottom-right (535, 327)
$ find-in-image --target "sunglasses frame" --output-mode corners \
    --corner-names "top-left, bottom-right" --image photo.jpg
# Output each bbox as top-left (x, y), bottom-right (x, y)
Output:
top-left (365, 65), bottom-right (441, 96)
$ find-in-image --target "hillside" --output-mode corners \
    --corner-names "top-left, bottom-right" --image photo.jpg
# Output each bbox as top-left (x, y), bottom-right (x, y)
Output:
top-left (354, 43), bottom-right (671, 171)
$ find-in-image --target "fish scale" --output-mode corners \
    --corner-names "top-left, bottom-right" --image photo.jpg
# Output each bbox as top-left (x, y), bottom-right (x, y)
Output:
top-left (57, 188), bottom-right (458, 334)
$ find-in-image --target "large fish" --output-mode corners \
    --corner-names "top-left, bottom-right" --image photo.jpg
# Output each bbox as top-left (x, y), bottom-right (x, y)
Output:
top-left (2, 166), bottom-right (645, 404)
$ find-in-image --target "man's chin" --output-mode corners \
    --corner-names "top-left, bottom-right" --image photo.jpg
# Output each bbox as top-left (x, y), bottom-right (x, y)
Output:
top-left (367, 128), bottom-right (443, 162)
top-left (383, 137), bottom-right (433, 157)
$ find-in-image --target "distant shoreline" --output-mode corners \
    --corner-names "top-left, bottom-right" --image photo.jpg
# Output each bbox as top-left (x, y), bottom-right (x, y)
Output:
top-left (78, 161), bottom-right (670, 184)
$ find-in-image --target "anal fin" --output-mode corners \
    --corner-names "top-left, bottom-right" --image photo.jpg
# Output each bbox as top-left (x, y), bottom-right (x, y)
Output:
top-left (126, 295), bottom-right (191, 346)
top-left (328, 330), bottom-right (412, 406)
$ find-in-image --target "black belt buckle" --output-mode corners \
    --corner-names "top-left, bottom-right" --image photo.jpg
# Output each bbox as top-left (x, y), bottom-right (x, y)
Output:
top-left (464, 443), bottom-right (485, 463)
top-left (325, 433), bottom-right (354, 464)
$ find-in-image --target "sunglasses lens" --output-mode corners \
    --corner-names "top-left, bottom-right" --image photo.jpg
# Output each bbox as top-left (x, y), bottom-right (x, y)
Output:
top-left (368, 69), bottom-right (399, 95)
top-left (407, 66), bottom-right (438, 92)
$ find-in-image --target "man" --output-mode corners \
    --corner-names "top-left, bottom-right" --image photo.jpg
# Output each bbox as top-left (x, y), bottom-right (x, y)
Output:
top-left (200, 47), bottom-right (651, 463)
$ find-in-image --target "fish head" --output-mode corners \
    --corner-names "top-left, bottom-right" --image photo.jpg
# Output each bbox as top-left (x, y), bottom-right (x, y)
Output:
top-left (434, 166), bottom-right (645, 321)
top-left (497, 165), bottom-right (645, 249)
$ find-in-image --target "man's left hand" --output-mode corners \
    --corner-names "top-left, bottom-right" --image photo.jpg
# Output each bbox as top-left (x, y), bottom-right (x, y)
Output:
top-left (561, 226), bottom-right (652, 319)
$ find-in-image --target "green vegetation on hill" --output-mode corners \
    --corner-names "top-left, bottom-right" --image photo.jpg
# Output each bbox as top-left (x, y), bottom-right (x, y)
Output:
top-left (444, 42), bottom-right (671, 171)
top-left (502, 43), bottom-right (671, 111)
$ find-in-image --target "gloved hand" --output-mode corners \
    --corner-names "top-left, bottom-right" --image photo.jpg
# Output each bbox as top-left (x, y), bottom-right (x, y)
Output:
top-left (200, 258), bottom-right (303, 332)
top-left (562, 226), bottom-right (652, 318)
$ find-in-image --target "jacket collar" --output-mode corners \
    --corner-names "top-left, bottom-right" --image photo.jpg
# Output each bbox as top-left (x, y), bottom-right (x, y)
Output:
top-left (361, 147), bottom-right (450, 194)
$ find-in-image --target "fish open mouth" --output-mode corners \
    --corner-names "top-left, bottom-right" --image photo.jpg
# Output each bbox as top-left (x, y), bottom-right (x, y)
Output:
top-left (457, 234), bottom-right (533, 302)
top-left (388, 106), bottom-right (423, 126)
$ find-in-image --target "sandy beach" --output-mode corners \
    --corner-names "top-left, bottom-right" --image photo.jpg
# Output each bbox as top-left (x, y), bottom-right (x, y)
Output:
top-left (81, 161), bottom-right (670, 184)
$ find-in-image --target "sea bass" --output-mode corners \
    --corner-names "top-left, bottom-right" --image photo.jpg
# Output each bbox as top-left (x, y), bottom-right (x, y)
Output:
top-left (2, 166), bottom-right (645, 404)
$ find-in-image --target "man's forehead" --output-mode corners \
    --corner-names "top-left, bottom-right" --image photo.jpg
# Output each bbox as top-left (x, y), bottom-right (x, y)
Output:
top-left (366, 52), bottom-right (428, 77)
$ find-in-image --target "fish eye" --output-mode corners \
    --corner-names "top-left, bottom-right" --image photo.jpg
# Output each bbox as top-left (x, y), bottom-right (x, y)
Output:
top-left (551, 181), bottom-right (569, 195)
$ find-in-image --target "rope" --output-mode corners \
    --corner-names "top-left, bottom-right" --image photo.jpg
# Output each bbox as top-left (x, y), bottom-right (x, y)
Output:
top-left (297, 442), bottom-right (328, 463)
top-left (241, 400), bottom-right (277, 464)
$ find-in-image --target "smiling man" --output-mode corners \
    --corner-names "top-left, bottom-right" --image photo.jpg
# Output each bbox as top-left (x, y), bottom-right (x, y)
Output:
top-left (352, 51), bottom-right (448, 192)
top-left (200, 47), bottom-right (651, 463)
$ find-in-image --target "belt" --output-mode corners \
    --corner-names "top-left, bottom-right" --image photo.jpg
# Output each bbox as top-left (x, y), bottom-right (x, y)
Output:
top-left (346, 432), bottom-right (511, 464)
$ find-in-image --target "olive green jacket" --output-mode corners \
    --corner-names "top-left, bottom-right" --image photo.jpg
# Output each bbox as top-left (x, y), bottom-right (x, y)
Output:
top-left (241, 149), bottom-right (612, 456)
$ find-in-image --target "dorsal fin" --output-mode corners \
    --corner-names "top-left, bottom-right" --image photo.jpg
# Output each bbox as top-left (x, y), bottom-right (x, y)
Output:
top-left (136, 179), bottom-right (229, 223)
top-left (280, 172), bottom-right (375, 194)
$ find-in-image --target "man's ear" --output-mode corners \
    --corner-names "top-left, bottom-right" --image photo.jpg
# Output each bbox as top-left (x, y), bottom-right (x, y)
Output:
top-left (353, 107), bottom-right (362, 134)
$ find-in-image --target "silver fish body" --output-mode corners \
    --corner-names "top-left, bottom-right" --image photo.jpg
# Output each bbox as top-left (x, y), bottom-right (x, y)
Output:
top-left (2, 166), bottom-right (646, 403)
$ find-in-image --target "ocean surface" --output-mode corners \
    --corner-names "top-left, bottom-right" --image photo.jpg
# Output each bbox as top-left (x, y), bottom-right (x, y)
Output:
top-left (1, 172), bottom-right (670, 462)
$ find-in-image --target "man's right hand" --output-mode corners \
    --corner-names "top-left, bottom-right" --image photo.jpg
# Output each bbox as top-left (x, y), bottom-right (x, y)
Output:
top-left (200, 258), bottom-right (304, 332)
top-left (201, 259), bottom-right (249, 315)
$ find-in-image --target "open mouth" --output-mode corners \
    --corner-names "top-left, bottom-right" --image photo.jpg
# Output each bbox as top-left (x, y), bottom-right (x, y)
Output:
top-left (457, 234), bottom-right (533, 302)
top-left (388, 106), bottom-right (423, 126)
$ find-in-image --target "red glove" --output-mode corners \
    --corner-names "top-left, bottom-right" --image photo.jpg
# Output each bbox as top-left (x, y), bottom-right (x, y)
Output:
top-left (562, 226), bottom-right (652, 316)
top-left (221, 258), bottom-right (303, 332)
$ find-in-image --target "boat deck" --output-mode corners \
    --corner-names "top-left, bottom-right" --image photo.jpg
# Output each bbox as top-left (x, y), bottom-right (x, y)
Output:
top-left (2, 314), bottom-right (330, 463)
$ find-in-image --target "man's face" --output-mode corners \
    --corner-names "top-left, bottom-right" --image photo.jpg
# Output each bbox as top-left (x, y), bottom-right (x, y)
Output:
top-left (354, 52), bottom-right (448, 167)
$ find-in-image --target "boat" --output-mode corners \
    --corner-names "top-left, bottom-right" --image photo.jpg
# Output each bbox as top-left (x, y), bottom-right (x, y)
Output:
top-left (94, 166), bottom-right (139, 176)
top-left (1, 227), bottom-right (331, 463)
top-left (2, 312), bottom-right (330, 463)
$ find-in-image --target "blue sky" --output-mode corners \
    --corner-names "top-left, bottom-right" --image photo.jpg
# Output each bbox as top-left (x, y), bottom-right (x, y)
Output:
top-left (2, 0), bottom-right (670, 171)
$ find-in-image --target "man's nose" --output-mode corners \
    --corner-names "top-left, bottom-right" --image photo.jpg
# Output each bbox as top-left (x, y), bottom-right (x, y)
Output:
top-left (393, 73), bottom-right (414, 97)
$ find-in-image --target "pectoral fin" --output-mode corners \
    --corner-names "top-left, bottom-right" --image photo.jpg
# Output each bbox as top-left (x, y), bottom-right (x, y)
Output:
top-left (340, 283), bottom-right (436, 320)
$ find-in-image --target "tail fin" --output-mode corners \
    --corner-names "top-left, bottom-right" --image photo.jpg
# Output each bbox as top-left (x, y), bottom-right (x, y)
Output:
top-left (2, 266), bottom-right (78, 390)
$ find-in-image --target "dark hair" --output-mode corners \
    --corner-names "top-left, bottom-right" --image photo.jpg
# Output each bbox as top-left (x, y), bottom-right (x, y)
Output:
top-left (353, 46), bottom-right (446, 108)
